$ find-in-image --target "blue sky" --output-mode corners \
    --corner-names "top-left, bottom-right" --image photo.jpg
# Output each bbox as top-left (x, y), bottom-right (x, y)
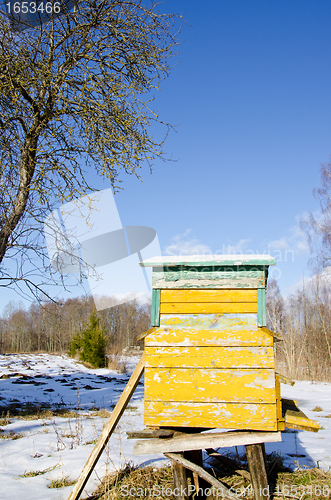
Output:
top-left (2, 0), bottom-right (331, 310)
top-left (113, 0), bottom-right (331, 292)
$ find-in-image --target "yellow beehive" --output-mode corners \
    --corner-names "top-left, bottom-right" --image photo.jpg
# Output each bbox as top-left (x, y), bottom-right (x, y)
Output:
top-left (139, 255), bottom-right (319, 433)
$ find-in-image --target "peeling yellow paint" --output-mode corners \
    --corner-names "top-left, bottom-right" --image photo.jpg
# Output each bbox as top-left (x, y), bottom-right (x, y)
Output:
top-left (145, 368), bottom-right (276, 404)
top-left (145, 346), bottom-right (275, 368)
top-left (145, 327), bottom-right (274, 347)
top-left (161, 289), bottom-right (258, 303)
top-left (160, 302), bottom-right (257, 314)
top-left (144, 401), bottom-right (278, 430)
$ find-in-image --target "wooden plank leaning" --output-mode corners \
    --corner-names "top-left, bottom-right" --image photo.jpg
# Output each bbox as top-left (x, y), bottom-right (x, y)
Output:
top-left (164, 452), bottom-right (240, 500)
top-left (67, 354), bottom-right (145, 500)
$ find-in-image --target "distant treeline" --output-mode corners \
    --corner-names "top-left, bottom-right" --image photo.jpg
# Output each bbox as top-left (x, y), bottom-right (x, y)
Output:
top-left (267, 276), bottom-right (331, 382)
top-left (1, 279), bottom-right (331, 382)
top-left (0, 296), bottom-right (151, 354)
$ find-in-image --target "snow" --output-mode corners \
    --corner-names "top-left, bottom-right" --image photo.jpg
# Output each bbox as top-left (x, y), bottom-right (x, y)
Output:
top-left (0, 353), bottom-right (330, 499)
top-left (140, 255), bottom-right (276, 266)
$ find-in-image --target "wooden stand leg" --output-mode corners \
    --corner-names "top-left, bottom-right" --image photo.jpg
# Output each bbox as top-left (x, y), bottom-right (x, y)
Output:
top-left (171, 453), bottom-right (189, 500)
top-left (184, 450), bottom-right (206, 500)
top-left (245, 443), bottom-right (269, 500)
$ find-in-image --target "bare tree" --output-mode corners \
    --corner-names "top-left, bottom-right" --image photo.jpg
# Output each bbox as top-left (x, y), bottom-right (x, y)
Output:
top-left (266, 278), bottom-right (284, 334)
top-left (302, 163), bottom-right (331, 269)
top-left (0, 294), bottom-right (150, 353)
top-left (0, 0), bottom-right (180, 299)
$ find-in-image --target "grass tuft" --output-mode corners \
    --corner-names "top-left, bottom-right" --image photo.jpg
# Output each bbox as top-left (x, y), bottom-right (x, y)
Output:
top-left (89, 409), bottom-right (112, 418)
top-left (312, 406), bottom-right (323, 412)
top-left (19, 464), bottom-right (57, 478)
top-left (0, 412), bottom-right (11, 426)
top-left (0, 402), bottom-right (80, 420)
top-left (0, 430), bottom-right (23, 440)
top-left (48, 475), bottom-right (76, 488)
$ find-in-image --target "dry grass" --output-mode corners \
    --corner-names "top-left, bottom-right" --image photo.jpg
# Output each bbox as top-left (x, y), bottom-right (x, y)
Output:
top-left (107, 351), bottom-right (128, 374)
top-left (0, 402), bottom-right (81, 419)
top-left (0, 412), bottom-right (10, 426)
top-left (91, 455), bottom-right (331, 500)
top-left (312, 406), bottom-right (323, 412)
top-left (19, 464), bottom-right (58, 478)
top-left (0, 403), bottom-right (92, 421)
top-left (0, 430), bottom-right (23, 440)
top-left (48, 475), bottom-right (76, 489)
top-left (89, 409), bottom-right (112, 419)
top-left (93, 463), bottom-right (175, 500)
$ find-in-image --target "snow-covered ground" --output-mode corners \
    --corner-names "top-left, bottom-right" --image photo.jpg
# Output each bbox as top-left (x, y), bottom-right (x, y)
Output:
top-left (0, 353), bottom-right (330, 500)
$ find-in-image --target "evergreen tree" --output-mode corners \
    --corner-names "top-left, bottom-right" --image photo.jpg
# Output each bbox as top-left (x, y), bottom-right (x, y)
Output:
top-left (69, 311), bottom-right (107, 368)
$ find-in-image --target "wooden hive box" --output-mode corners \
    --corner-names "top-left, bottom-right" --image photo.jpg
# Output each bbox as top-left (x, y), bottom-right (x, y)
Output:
top-left (139, 255), bottom-right (286, 431)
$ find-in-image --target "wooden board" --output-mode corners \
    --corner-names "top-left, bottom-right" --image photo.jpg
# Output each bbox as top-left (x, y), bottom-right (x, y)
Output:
top-left (160, 289), bottom-right (258, 315)
top-left (282, 399), bottom-right (320, 432)
top-left (257, 288), bottom-right (267, 326)
top-left (151, 264), bottom-right (267, 289)
top-left (145, 328), bottom-right (273, 349)
top-left (137, 327), bottom-right (158, 341)
top-left (145, 346), bottom-right (275, 369)
top-left (245, 443), bottom-right (269, 500)
top-left (166, 452), bottom-right (238, 500)
top-left (145, 368), bottom-right (276, 403)
top-left (275, 379), bottom-right (285, 430)
top-left (160, 313), bottom-right (258, 330)
top-left (140, 256), bottom-right (276, 267)
top-left (276, 373), bottom-right (295, 386)
top-left (151, 288), bottom-right (160, 327)
top-left (133, 430), bottom-right (282, 455)
top-left (67, 354), bottom-right (144, 500)
top-left (160, 302), bottom-right (258, 314)
top-left (153, 276), bottom-right (264, 289)
top-left (260, 326), bottom-right (283, 342)
top-left (161, 289), bottom-right (258, 303)
top-left (144, 401), bottom-right (278, 430)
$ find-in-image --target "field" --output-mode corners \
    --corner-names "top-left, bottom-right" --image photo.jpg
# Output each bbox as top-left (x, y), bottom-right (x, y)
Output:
top-left (0, 353), bottom-right (331, 499)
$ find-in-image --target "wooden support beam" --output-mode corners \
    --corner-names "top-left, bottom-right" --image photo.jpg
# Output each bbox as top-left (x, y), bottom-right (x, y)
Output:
top-left (67, 354), bottom-right (145, 500)
top-left (185, 449), bottom-right (207, 500)
top-left (127, 429), bottom-right (175, 439)
top-left (245, 443), bottom-right (269, 500)
top-left (171, 452), bottom-right (190, 500)
top-left (165, 452), bottom-right (240, 500)
top-left (133, 430), bottom-right (282, 455)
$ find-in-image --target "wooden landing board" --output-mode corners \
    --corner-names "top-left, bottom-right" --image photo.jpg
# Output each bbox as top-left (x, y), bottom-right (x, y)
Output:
top-left (145, 346), bottom-right (275, 369)
top-left (145, 368), bottom-right (276, 403)
top-left (144, 401), bottom-right (278, 430)
top-left (133, 430), bottom-right (282, 455)
top-left (282, 399), bottom-right (320, 432)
